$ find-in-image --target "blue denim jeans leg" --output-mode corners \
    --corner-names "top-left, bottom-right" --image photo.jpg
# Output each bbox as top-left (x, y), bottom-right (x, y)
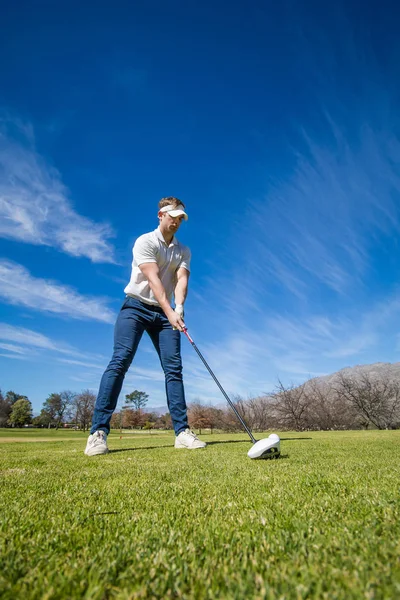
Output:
top-left (91, 297), bottom-right (188, 436)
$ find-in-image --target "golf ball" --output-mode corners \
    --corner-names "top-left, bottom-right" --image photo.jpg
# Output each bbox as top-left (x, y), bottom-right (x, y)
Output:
top-left (268, 434), bottom-right (280, 442)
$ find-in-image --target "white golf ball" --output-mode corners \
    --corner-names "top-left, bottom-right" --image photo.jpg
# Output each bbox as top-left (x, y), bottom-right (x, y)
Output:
top-left (268, 433), bottom-right (280, 442)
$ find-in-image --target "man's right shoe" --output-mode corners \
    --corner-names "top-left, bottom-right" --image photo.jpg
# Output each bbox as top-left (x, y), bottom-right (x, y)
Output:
top-left (84, 430), bottom-right (109, 456)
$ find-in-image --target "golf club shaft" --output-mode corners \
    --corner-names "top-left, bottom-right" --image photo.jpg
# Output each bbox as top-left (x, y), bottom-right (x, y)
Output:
top-left (183, 329), bottom-right (257, 444)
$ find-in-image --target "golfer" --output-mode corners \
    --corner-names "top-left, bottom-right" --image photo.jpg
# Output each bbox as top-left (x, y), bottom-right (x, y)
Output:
top-left (85, 197), bottom-right (206, 455)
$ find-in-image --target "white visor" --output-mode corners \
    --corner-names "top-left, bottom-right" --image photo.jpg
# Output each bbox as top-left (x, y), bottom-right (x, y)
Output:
top-left (159, 204), bottom-right (188, 221)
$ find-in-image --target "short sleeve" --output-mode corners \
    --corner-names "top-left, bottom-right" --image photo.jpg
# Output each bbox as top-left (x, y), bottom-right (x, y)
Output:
top-left (133, 235), bottom-right (158, 265)
top-left (179, 245), bottom-right (191, 272)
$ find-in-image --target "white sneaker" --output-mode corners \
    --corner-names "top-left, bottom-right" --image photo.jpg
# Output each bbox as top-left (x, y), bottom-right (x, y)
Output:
top-left (174, 428), bottom-right (207, 449)
top-left (84, 431), bottom-right (109, 456)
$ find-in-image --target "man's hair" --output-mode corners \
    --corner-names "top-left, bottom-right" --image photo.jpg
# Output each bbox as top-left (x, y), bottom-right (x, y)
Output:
top-left (158, 197), bottom-right (185, 210)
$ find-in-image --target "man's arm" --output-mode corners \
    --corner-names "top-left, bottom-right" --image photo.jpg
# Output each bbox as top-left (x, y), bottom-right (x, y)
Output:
top-left (174, 267), bottom-right (190, 307)
top-left (139, 263), bottom-right (185, 331)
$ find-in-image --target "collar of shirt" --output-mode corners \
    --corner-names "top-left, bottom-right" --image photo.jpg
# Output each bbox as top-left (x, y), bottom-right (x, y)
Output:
top-left (155, 227), bottom-right (178, 247)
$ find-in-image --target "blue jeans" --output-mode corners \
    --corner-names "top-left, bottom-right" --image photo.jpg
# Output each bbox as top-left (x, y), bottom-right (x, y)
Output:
top-left (91, 296), bottom-right (188, 436)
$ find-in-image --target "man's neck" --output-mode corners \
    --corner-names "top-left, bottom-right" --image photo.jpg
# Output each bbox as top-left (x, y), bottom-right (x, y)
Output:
top-left (159, 225), bottom-right (174, 245)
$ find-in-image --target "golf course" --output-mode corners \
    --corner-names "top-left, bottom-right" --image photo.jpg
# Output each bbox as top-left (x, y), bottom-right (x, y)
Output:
top-left (1, 429), bottom-right (399, 599)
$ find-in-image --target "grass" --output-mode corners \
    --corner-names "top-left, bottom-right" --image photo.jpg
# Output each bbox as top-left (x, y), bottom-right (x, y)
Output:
top-left (0, 429), bottom-right (399, 599)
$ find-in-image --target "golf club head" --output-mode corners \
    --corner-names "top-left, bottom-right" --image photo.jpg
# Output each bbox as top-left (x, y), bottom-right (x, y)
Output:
top-left (248, 434), bottom-right (281, 460)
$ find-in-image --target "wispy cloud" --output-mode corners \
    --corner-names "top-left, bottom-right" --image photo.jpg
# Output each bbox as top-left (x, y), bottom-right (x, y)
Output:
top-left (0, 323), bottom-right (109, 383)
top-left (0, 260), bottom-right (116, 323)
top-left (0, 322), bottom-right (83, 356)
top-left (0, 115), bottom-right (116, 263)
top-left (0, 342), bottom-right (26, 354)
top-left (0, 352), bottom-right (27, 361)
top-left (57, 358), bottom-right (104, 369)
top-left (245, 121), bottom-right (400, 302)
top-left (190, 17), bottom-right (400, 397)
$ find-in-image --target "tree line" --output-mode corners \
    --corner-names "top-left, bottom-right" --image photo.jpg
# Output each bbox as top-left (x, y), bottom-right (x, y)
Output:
top-left (182, 370), bottom-right (400, 432)
top-left (221, 371), bottom-right (400, 432)
top-left (2, 369), bottom-right (399, 431)
top-left (0, 389), bottom-right (97, 430)
top-left (0, 388), bottom-right (173, 431)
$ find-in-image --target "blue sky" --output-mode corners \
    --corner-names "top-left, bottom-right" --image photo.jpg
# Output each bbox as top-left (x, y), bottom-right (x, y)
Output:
top-left (1, 0), bottom-right (400, 415)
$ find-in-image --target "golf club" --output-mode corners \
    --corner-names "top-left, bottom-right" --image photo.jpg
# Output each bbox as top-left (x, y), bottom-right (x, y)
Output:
top-left (182, 328), bottom-right (280, 459)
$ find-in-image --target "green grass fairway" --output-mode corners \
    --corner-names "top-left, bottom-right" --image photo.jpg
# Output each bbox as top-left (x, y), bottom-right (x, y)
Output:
top-left (1, 429), bottom-right (399, 599)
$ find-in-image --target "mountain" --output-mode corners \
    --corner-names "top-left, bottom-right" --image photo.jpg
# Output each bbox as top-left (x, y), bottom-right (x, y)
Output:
top-left (307, 362), bottom-right (400, 389)
top-left (146, 405), bottom-right (168, 416)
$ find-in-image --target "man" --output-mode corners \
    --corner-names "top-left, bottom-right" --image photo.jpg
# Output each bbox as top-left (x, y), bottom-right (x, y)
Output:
top-left (85, 197), bottom-right (206, 455)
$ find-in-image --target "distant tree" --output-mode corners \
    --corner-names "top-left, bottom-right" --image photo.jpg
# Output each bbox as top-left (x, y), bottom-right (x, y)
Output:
top-left (206, 407), bottom-right (225, 433)
top-left (6, 391), bottom-right (28, 405)
top-left (0, 390), bottom-right (12, 427)
top-left (41, 393), bottom-right (60, 427)
top-left (125, 390), bottom-right (149, 411)
top-left (124, 408), bottom-right (147, 429)
top-left (188, 402), bottom-right (213, 434)
top-left (153, 412), bottom-right (173, 430)
top-left (334, 372), bottom-right (400, 430)
top-left (247, 395), bottom-right (272, 432)
top-left (146, 412), bottom-right (159, 424)
top-left (42, 390), bottom-right (76, 429)
top-left (33, 409), bottom-right (53, 428)
top-left (110, 411), bottom-right (122, 430)
top-left (8, 398), bottom-right (33, 427)
top-left (74, 390), bottom-right (96, 431)
top-left (214, 396), bottom-right (252, 433)
top-left (122, 390), bottom-right (149, 429)
top-left (304, 379), bottom-right (356, 430)
top-left (271, 380), bottom-right (310, 431)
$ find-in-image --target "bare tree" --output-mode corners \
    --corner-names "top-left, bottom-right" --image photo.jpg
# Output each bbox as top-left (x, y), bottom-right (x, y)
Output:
top-left (247, 395), bottom-right (272, 431)
top-left (188, 402), bottom-right (213, 434)
top-left (270, 380), bottom-right (310, 431)
top-left (302, 380), bottom-right (355, 430)
top-left (60, 390), bottom-right (76, 426)
top-left (74, 390), bottom-right (96, 431)
top-left (123, 408), bottom-right (147, 429)
top-left (207, 407), bottom-right (225, 433)
top-left (41, 390), bottom-right (76, 429)
top-left (153, 412), bottom-right (172, 430)
top-left (334, 372), bottom-right (400, 430)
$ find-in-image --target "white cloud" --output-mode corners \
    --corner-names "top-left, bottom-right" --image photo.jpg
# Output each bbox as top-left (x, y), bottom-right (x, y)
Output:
top-left (0, 322), bottom-right (68, 352)
top-left (0, 342), bottom-right (27, 354)
top-left (57, 358), bottom-right (104, 369)
top-left (0, 323), bottom-right (107, 374)
top-left (0, 322), bottom-right (105, 362)
top-left (128, 366), bottom-right (166, 383)
top-left (0, 260), bottom-right (115, 323)
top-left (0, 116), bottom-right (116, 263)
top-left (0, 352), bottom-right (27, 361)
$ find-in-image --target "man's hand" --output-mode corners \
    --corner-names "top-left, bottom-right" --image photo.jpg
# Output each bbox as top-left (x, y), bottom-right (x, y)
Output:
top-left (168, 309), bottom-right (186, 332)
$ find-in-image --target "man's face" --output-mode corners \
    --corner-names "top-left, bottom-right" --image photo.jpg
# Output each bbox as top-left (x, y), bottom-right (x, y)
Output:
top-left (159, 212), bottom-right (185, 233)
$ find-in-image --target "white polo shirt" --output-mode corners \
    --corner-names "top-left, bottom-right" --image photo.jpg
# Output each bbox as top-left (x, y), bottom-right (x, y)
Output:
top-left (124, 227), bottom-right (191, 306)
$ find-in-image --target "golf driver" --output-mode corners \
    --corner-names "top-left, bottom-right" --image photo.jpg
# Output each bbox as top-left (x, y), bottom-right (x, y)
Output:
top-left (182, 328), bottom-right (280, 459)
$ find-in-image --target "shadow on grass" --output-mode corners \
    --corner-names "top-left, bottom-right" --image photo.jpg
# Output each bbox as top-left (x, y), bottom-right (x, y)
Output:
top-left (111, 440), bottom-right (253, 453)
top-left (280, 437), bottom-right (312, 441)
top-left (203, 440), bottom-right (251, 446)
top-left (110, 441), bottom-right (292, 460)
top-left (110, 445), bottom-right (172, 453)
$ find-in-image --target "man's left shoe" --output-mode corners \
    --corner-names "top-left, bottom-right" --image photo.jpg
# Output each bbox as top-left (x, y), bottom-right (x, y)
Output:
top-left (84, 430), bottom-right (109, 456)
top-left (174, 428), bottom-right (207, 449)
